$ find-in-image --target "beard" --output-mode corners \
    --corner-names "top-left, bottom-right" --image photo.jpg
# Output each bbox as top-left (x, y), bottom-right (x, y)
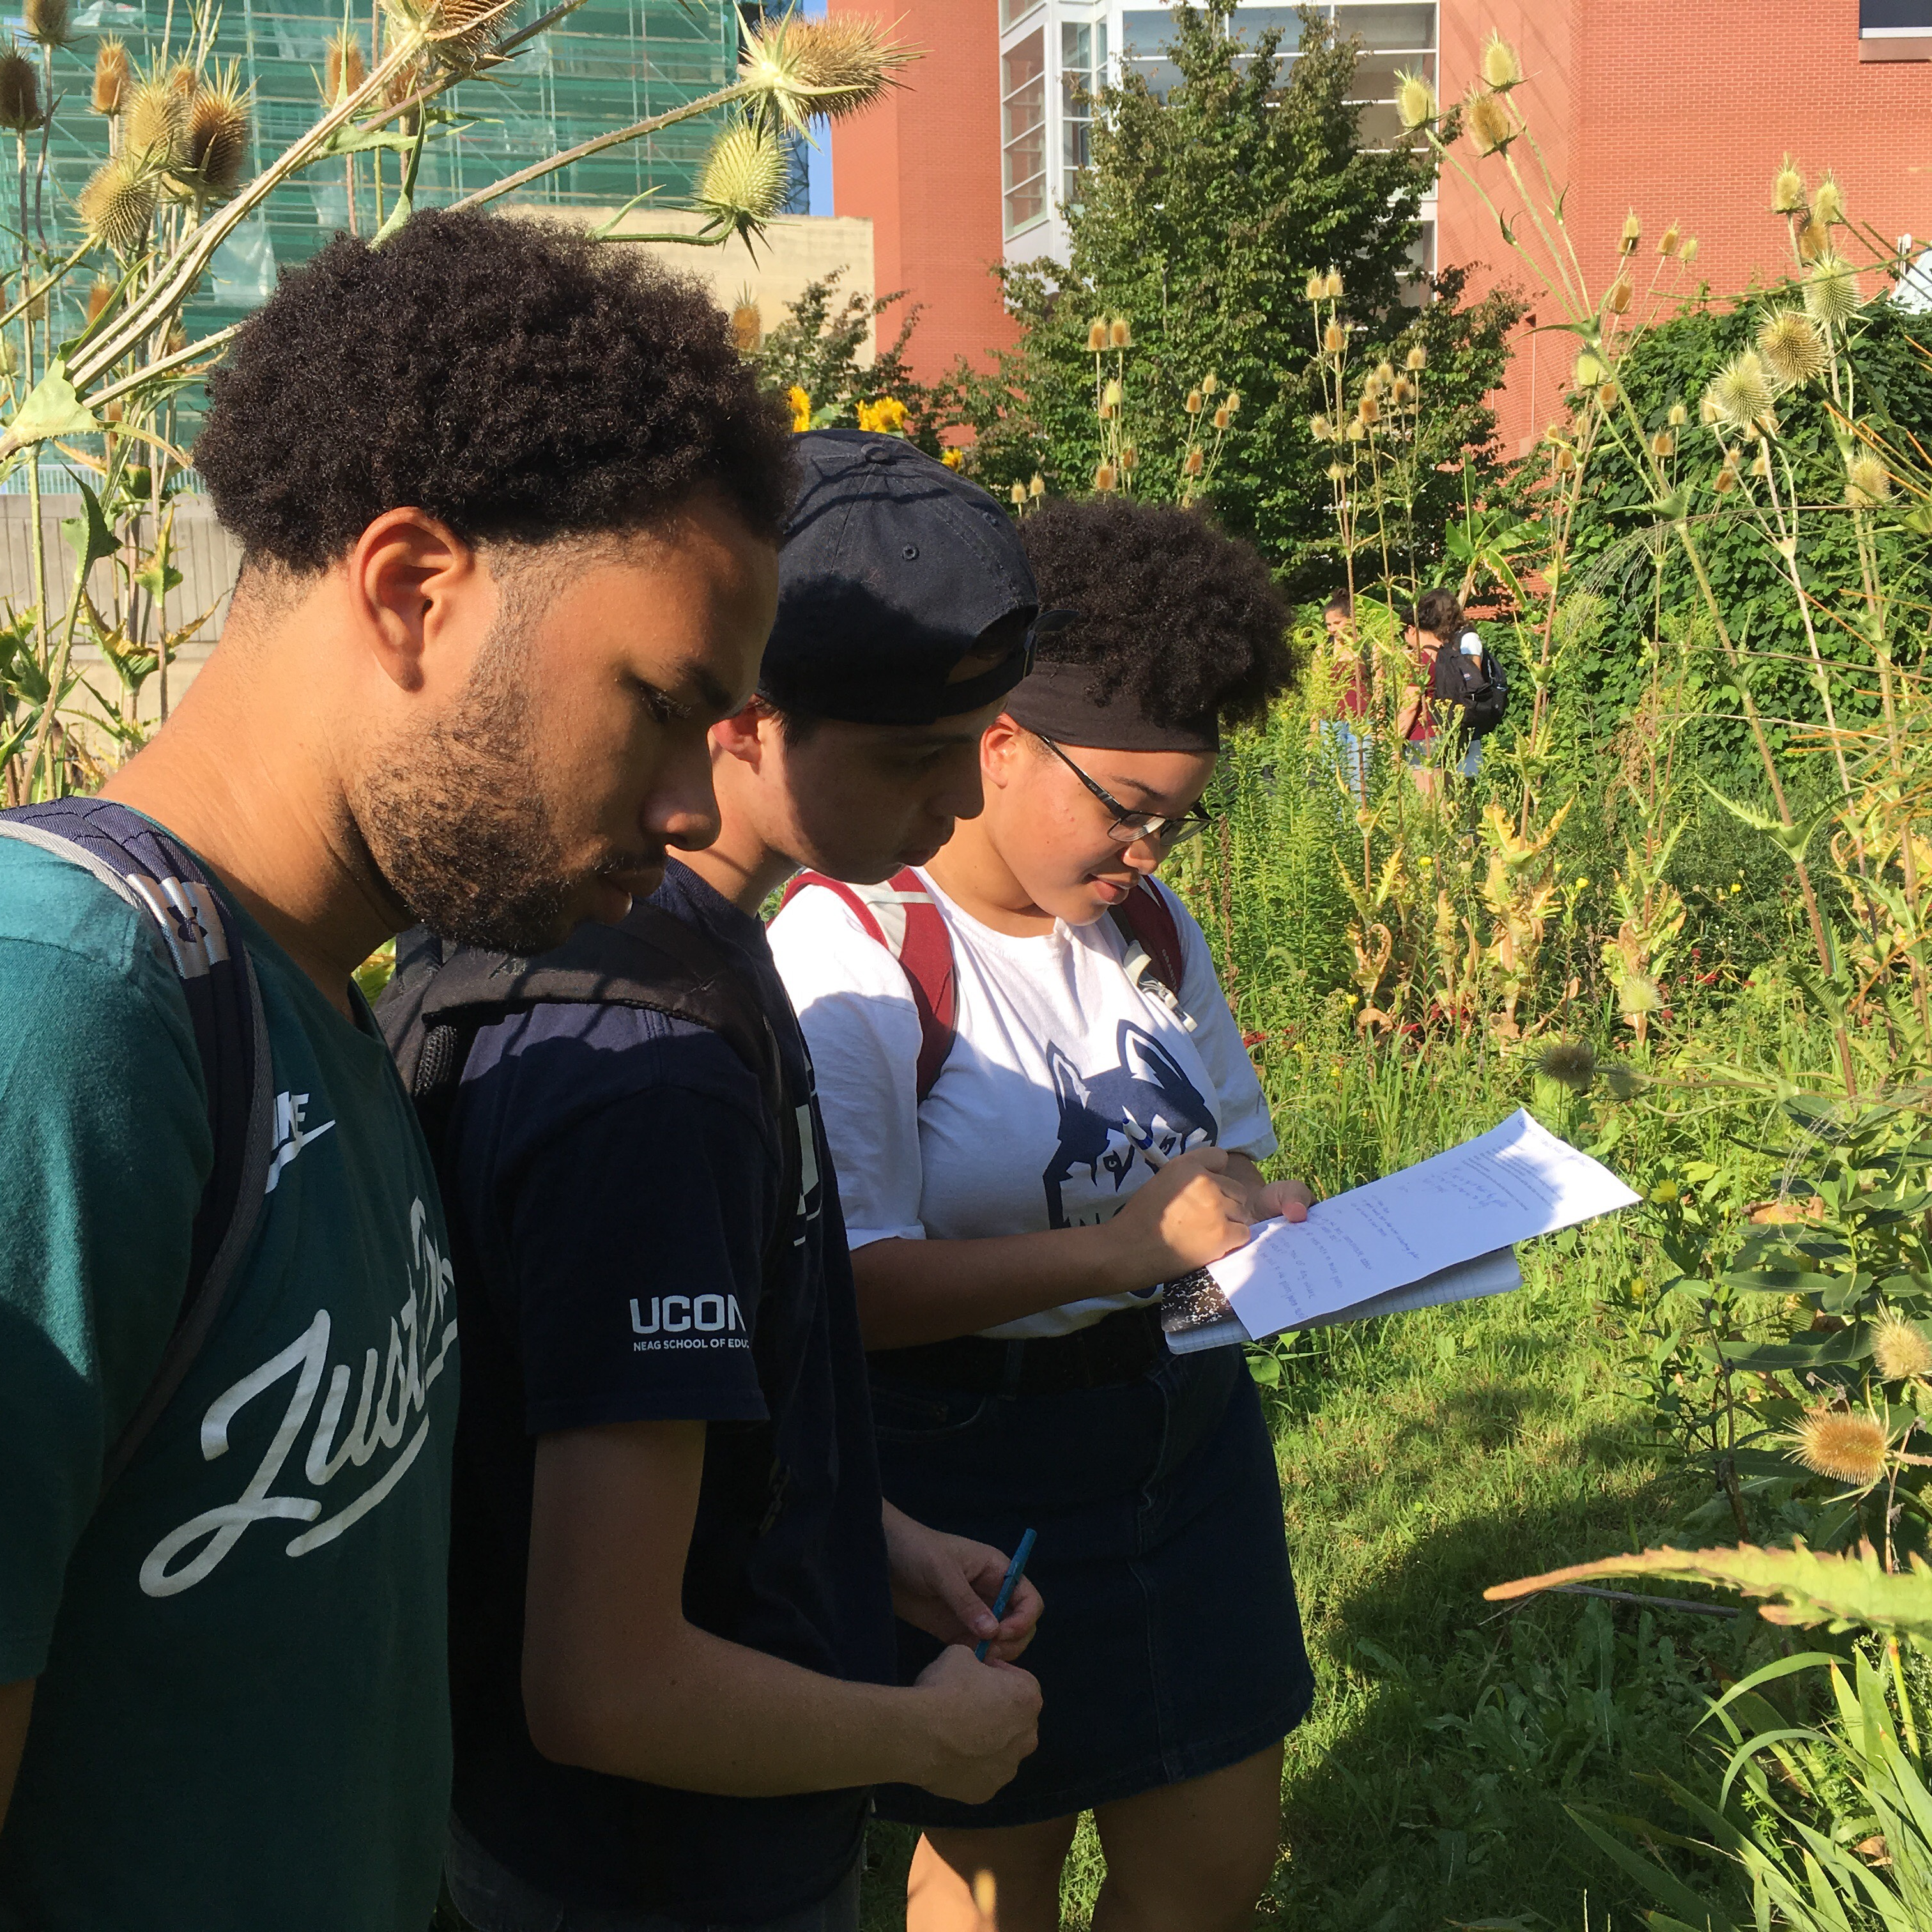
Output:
top-left (351, 603), bottom-right (624, 957)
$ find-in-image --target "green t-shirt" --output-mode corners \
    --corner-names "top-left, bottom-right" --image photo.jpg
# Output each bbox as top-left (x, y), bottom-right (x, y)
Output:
top-left (0, 829), bottom-right (459, 1931)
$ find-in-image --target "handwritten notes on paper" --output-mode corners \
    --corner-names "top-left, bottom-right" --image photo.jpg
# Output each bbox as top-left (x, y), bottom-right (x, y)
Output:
top-left (1197, 1110), bottom-right (1638, 1346)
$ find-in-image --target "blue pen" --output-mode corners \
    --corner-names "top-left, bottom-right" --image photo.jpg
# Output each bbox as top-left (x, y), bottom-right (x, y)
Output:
top-left (975, 1528), bottom-right (1038, 1662)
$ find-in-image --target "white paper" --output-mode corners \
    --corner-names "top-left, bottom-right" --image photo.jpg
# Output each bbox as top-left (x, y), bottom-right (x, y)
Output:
top-left (1204, 1110), bottom-right (1637, 1343)
top-left (1164, 1246), bottom-right (1522, 1354)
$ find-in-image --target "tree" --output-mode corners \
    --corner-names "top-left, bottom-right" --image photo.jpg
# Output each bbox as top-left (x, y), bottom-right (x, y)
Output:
top-left (951, 0), bottom-right (1523, 597)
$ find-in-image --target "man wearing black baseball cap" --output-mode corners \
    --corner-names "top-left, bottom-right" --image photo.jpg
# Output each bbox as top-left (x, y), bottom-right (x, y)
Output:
top-left (426, 430), bottom-right (1045, 1932)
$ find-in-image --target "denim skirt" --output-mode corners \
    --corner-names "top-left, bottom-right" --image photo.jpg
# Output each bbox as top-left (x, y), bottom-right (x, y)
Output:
top-left (868, 1340), bottom-right (1315, 1830)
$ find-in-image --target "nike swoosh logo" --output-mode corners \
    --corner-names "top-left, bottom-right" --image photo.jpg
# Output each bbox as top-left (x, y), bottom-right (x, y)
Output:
top-left (264, 1117), bottom-right (336, 1195)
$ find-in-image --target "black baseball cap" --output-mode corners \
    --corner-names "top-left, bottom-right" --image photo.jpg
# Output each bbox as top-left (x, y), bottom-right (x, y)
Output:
top-left (758, 428), bottom-right (1041, 726)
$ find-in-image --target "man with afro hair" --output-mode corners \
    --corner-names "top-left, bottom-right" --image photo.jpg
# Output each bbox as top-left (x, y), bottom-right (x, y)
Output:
top-left (0, 208), bottom-right (789, 1932)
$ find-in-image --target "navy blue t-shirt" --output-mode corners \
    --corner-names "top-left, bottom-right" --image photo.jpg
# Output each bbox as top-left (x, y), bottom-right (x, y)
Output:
top-left (440, 859), bottom-right (896, 1921)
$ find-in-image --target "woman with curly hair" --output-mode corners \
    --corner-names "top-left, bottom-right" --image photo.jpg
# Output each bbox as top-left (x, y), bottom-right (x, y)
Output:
top-left (770, 497), bottom-right (1315, 1932)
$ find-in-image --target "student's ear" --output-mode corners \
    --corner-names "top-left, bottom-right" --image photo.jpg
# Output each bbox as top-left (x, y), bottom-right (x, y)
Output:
top-left (346, 508), bottom-right (486, 696)
top-left (982, 714), bottom-right (1028, 788)
top-left (710, 701), bottom-right (771, 769)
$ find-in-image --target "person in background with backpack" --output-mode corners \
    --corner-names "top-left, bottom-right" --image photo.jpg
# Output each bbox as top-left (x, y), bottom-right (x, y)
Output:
top-left (0, 211), bottom-right (793, 1932)
top-left (1394, 586), bottom-right (1504, 795)
top-left (770, 497), bottom-right (1319, 1932)
top-left (388, 429), bottom-right (1044, 1932)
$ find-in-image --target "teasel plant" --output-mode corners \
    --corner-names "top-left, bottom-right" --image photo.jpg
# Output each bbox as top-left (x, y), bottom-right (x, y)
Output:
top-left (0, 3), bottom-right (913, 805)
top-left (1393, 34), bottom-right (1932, 1101)
top-left (1076, 310), bottom-right (1240, 507)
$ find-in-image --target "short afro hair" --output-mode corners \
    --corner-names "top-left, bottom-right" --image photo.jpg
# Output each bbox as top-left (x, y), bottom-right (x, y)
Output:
top-left (1018, 497), bottom-right (1296, 732)
top-left (194, 208), bottom-right (795, 572)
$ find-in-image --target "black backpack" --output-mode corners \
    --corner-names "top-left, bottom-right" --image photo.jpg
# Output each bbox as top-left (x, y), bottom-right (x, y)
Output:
top-left (0, 799), bottom-right (273, 1489)
top-left (374, 902), bottom-right (804, 1541)
top-left (1432, 631), bottom-right (1508, 739)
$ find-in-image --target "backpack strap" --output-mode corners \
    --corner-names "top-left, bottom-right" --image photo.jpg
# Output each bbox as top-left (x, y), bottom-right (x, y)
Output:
top-left (780, 867), bottom-right (958, 1101)
top-left (0, 799), bottom-right (275, 1490)
top-left (1109, 879), bottom-right (1193, 1031)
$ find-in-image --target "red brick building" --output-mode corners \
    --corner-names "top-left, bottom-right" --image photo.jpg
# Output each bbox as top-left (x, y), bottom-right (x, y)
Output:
top-left (832, 1), bottom-right (1931, 439)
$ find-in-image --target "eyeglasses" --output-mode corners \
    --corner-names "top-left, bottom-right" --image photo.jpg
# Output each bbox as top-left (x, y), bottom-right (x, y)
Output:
top-left (1032, 732), bottom-right (1214, 850)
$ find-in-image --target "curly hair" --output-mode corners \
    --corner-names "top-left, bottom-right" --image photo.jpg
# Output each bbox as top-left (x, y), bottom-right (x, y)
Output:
top-left (193, 208), bottom-right (795, 572)
top-left (1411, 587), bottom-right (1466, 641)
top-left (1016, 498), bottom-right (1296, 732)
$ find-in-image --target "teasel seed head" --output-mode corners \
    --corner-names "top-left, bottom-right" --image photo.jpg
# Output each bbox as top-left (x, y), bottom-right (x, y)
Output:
top-left (93, 36), bottom-right (130, 114)
top-left (1009, 481), bottom-right (1027, 506)
top-left (1606, 274), bottom-right (1632, 315)
top-left (729, 298), bottom-right (762, 353)
top-left (1574, 348), bottom-right (1608, 388)
top-left (1309, 413), bottom-right (1332, 442)
top-left (0, 42), bottom-right (40, 132)
top-left (1200, 371), bottom-right (1218, 395)
top-left (1758, 307), bottom-right (1829, 386)
top-left (1101, 377), bottom-right (1123, 410)
top-left (325, 29), bottom-right (367, 101)
top-left (1466, 89), bottom-right (1514, 157)
top-left (1304, 271), bottom-right (1325, 303)
top-left (1225, 388), bottom-right (1240, 414)
top-left (1480, 31), bottom-right (1522, 90)
top-left (1846, 453), bottom-right (1892, 506)
top-left (1681, 236), bottom-right (1699, 265)
top-left (1390, 377), bottom-right (1413, 407)
top-left (1092, 461), bottom-right (1117, 493)
top-left (1538, 1039), bottom-right (1596, 1091)
top-left (84, 276), bottom-right (114, 325)
top-left (1874, 1314), bottom-right (1932, 1382)
top-left (1406, 344), bottom-right (1427, 371)
top-left (1772, 155), bottom-right (1806, 215)
top-left (1029, 472), bottom-right (1045, 498)
top-left (1324, 268), bottom-right (1344, 300)
top-left (1119, 443), bottom-right (1138, 474)
top-left (1395, 67), bottom-right (1435, 130)
top-left (694, 115), bottom-right (788, 242)
top-left (1796, 216), bottom-right (1828, 263)
top-left (1552, 445), bottom-right (1577, 475)
top-left (1182, 445), bottom-right (1204, 478)
top-left (1212, 403), bottom-right (1230, 429)
top-left (1185, 387), bottom-right (1204, 415)
top-left (1712, 464), bottom-right (1738, 494)
top-left (1597, 381), bottom-right (1618, 408)
top-left (22, 0), bottom-right (69, 49)
top-left (78, 150), bottom-right (157, 255)
top-left (1086, 317), bottom-right (1108, 353)
top-left (1326, 461), bottom-right (1348, 482)
top-left (1620, 209), bottom-right (1641, 256)
top-left (125, 72), bottom-right (185, 166)
top-left (1109, 316), bottom-right (1132, 349)
top-left (1701, 395), bottom-right (1721, 426)
top-left (1667, 401), bottom-right (1688, 426)
top-left (1323, 320), bottom-right (1345, 356)
top-left (1346, 418), bottom-right (1366, 443)
top-left (1659, 222), bottom-right (1682, 257)
top-left (1374, 358), bottom-right (1396, 387)
top-left (1813, 172), bottom-right (1845, 226)
top-left (1787, 1407), bottom-right (1889, 1487)
top-left (1751, 448), bottom-right (1771, 477)
top-left (1651, 430), bottom-right (1676, 458)
top-left (1804, 253), bottom-right (1862, 331)
top-left (1357, 391), bottom-right (1379, 425)
top-left (184, 71), bottom-right (251, 199)
top-left (738, 12), bottom-right (911, 130)
top-left (1706, 349), bottom-right (1778, 434)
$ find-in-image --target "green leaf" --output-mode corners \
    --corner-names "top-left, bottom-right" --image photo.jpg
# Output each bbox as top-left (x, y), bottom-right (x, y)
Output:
top-left (8, 362), bottom-right (99, 447)
top-left (59, 482), bottom-right (116, 577)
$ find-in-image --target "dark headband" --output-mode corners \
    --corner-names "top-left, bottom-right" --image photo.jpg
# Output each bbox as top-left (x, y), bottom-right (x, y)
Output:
top-left (1002, 657), bottom-right (1220, 753)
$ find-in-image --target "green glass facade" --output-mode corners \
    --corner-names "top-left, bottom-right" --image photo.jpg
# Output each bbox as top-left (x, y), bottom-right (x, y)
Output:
top-left (43, 0), bottom-right (746, 335)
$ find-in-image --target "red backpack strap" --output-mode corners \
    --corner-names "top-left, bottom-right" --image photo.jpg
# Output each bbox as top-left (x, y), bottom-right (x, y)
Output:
top-left (779, 867), bottom-right (958, 1101)
top-left (1109, 879), bottom-right (1192, 1023)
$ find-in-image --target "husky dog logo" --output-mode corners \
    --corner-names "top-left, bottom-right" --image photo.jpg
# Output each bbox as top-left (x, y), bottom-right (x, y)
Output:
top-left (1042, 1020), bottom-right (1218, 1230)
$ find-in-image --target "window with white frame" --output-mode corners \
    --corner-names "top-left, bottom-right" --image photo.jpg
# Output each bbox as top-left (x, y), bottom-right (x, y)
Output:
top-left (1000, 0), bottom-right (1043, 28)
top-left (1002, 27), bottom-right (1048, 236)
top-left (1062, 20), bottom-right (1108, 179)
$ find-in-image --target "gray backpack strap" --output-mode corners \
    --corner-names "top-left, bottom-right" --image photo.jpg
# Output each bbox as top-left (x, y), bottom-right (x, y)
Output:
top-left (0, 802), bottom-right (277, 1491)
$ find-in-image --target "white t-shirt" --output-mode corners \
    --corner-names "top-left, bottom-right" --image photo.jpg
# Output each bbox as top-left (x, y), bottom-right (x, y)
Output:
top-left (769, 870), bottom-right (1276, 1338)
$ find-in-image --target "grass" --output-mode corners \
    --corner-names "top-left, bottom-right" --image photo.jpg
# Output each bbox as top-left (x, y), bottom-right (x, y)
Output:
top-left (859, 1225), bottom-right (1778, 1931)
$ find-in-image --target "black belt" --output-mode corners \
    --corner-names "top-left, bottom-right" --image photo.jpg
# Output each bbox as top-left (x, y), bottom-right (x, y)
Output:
top-left (868, 1303), bottom-right (1167, 1398)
